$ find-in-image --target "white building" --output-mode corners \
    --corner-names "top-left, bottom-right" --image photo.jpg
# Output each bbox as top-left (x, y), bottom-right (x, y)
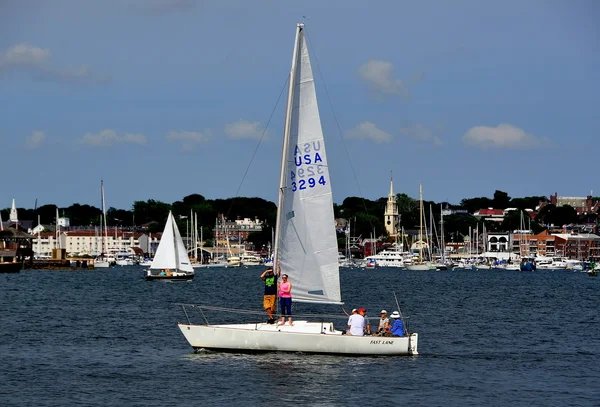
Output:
top-left (31, 229), bottom-right (158, 258)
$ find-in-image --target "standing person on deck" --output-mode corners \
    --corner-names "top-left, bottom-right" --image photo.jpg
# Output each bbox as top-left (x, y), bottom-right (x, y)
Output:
top-left (277, 273), bottom-right (293, 326)
top-left (260, 261), bottom-right (280, 324)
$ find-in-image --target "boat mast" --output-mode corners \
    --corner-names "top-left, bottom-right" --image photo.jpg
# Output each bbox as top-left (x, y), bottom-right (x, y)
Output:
top-left (172, 212), bottom-right (180, 271)
top-left (200, 221), bottom-right (203, 264)
top-left (101, 180), bottom-right (107, 256)
top-left (418, 183), bottom-right (423, 263)
top-left (440, 203), bottom-right (445, 264)
top-left (55, 206), bottom-right (60, 249)
top-left (273, 23), bottom-right (303, 267)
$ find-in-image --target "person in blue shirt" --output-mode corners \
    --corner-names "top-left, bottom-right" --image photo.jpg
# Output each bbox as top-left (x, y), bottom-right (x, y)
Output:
top-left (387, 311), bottom-right (405, 337)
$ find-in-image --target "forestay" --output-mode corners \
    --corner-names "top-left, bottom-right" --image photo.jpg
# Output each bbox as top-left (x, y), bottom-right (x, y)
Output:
top-left (150, 211), bottom-right (193, 273)
top-left (276, 24), bottom-right (341, 304)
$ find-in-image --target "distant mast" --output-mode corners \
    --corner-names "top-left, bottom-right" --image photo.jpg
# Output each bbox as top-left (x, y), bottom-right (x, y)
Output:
top-left (55, 206), bottom-right (60, 249)
top-left (101, 180), bottom-right (108, 256)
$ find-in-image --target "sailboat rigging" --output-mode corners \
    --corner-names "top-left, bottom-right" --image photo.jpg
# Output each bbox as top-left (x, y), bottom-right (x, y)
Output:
top-left (95, 180), bottom-right (113, 268)
top-left (177, 23), bottom-right (418, 355)
top-left (407, 183), bottom-right (430, 271)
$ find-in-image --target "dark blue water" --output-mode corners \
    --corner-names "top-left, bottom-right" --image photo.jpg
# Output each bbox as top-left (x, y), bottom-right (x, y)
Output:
top-left (1, 267), bottom-right (598, 406)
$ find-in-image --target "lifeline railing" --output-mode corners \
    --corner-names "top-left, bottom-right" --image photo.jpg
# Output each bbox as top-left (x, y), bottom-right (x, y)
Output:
top-left (177, 303), bottom-right (411, 335)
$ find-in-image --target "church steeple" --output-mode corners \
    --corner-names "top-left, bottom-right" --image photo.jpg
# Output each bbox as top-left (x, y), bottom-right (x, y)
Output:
top-left (384, 173), bottom-right (399, 237)
top-left (9, 198), bottom-right (18, 223)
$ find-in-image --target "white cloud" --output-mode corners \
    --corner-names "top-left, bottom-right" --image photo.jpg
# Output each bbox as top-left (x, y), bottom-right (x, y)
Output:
top-left (224, 120), bottom-right (266, 140)
top-left (36, 64), bottom-right (111, 84)
top-left (0, 44), bottom-right (50, 70)
top-left (166, 130), bottom-right (211, 151)
top-left (120, 133), bottom-right (147, 145)
top-left (26, 131), bottom-right (46, 148)
top-left (345, 122), bottom-right (393, 144)
top-left (462, 124), bottom-right (549, 149)
top-left (79, 130), bottom-right (147, 147)
top-left (400, 124), bottom-right (444, 147)
top-left (0, 43), bottom-right (109, 84)
top-left (358, 60), bottom-right (409, 99)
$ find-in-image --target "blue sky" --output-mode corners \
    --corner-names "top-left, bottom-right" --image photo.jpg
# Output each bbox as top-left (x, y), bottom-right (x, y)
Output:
top-left (1, 0), bottom-right (598, 210)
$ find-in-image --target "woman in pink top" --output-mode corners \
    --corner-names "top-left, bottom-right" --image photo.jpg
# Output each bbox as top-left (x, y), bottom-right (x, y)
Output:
top-left (277, 274), bottom-right (293, 326)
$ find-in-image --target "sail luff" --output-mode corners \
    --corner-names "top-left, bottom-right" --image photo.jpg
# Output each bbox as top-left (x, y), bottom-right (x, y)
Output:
top-left (273, 23), bottom-right (303, 269)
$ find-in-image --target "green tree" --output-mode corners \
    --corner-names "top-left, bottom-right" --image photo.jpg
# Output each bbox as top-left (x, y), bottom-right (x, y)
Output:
top-left (535, 204), bottom-right (555, 225)
top-left (545, 205), bottom-right (578, 227)
top-left (500, 210), bottom-right (525, 232)
top-left (107, 207), bottom-right (134, 227)
top-left (132, 200), bottom-right (172, 228)
top-left (65, 203), bottom-right (102, 226)
top-left (442, 214), bottom-right (478, 242)
top-left (509, 196), bottom-right (547, 210)
top-left (492, 190), bottom-right (511, 209)
top-left (460, 197), bottom-right (493, 213)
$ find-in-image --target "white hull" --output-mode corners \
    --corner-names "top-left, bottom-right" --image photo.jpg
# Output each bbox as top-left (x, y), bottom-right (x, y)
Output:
top-left (242, 261), bottom-right (262, 266)
top-left (406, 264), bottom-right (430, 271)
top-left (178, 321), bottom-right (418, 356)
top-left (95, 261), bottom-right (111, 268)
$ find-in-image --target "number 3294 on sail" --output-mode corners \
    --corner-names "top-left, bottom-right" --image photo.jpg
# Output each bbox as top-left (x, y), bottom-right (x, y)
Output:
top-left (290, 168), bottom-right (326, 192)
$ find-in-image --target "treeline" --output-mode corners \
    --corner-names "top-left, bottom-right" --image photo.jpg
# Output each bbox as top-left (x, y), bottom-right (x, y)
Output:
top-left (2, 190), bottom-right (597, 250)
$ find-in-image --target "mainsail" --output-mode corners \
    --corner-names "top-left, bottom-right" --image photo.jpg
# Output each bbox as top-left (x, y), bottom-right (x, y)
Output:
top-left (150, 211), bottom-right (193, 273)
top-left (275, 24), bottom-right (341, 304)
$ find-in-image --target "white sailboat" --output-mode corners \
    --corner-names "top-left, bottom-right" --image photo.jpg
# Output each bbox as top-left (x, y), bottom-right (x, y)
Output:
top-left (95, 180), bottom-right (113, 268)
top-left (178, 23), bottom-right (418, 355)
top-left (146, 211), bottom-right (194, 281)
top-left (407, 183), bottom-right (430, 271)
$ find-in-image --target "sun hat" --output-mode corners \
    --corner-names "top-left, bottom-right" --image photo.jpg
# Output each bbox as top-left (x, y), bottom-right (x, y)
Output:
top-left (380, 310), bottom-right (387, 314)
top-left (390, 311), bottom-right (400, 319)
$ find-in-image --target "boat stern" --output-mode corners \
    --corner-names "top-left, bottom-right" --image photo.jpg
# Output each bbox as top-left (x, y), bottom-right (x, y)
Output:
top-left (408, 332), bottom-right (418, 355)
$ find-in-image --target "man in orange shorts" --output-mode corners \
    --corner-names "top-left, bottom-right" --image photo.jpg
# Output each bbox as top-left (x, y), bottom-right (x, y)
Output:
top-left (260, 261), bottom-right (280, 324)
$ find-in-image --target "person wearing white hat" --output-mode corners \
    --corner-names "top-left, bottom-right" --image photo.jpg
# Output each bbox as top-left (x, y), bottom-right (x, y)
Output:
top-left (388, 310), bottom-right (405, 337)
top-left (377, 310), bottom-right (390, 336)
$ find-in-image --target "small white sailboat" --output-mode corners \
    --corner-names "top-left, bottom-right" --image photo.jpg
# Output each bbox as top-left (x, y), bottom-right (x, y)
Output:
top-left (146, 211), bottom-right (194, 281)
top-left (95, 180), bottom-right (113, 268)
top-left (178, 24), bottom-right (418, 355)
top-left (407, 183), bottom-right (430, 271)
